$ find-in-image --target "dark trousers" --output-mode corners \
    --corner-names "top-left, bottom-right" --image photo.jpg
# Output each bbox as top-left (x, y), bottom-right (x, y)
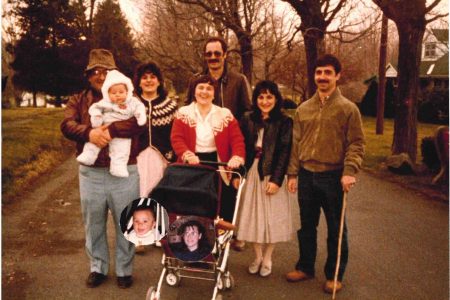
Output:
top-left (296, 168), bottom-right (348, 281)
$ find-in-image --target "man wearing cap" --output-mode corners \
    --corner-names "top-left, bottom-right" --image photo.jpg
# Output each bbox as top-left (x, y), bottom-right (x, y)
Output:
top-left (61, 49), bottom-right (144, 289)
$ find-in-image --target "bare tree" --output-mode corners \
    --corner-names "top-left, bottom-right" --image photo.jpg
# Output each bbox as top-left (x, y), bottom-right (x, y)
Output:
top-left (372, 0), bottom-right (448, 161)
top-left (252, 2), bottom-right (297, 81)
top-left (173, 0), bottom-right (269, 83)
top-left (281, 0), bottom-right (380, 98)
top-left (137, 0), bottom-right (218, 93)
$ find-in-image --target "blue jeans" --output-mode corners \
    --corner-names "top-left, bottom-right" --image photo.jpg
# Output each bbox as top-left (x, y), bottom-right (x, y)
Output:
top-left (79, 165), bottom-right (139, 276)
top-left (296, 168), bottom-right (348, 281)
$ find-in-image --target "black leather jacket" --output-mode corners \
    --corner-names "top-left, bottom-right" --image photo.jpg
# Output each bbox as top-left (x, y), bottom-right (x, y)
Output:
top-left (240, 111), bottom-right (293, 186)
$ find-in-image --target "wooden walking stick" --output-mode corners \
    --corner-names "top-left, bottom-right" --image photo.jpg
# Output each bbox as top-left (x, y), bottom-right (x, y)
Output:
top-left (332, 191), bottom-right (348, 300)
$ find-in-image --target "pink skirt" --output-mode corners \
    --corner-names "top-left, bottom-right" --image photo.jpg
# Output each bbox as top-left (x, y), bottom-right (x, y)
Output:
top-left (137, 147), bottom-right (168, 197)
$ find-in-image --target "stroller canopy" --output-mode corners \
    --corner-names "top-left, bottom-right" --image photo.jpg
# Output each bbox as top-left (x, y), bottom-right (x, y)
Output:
top-left (150, 164), bottom-right (221, 218)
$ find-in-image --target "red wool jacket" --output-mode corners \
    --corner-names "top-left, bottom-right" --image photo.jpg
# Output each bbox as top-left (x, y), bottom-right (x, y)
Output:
top-left (171, 103), bottom-right (245, 166)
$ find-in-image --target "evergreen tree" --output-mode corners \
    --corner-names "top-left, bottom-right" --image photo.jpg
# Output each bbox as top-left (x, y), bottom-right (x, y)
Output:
top-left (91, 0), bottom-right (138, 77)
top-left (9, 0), bottom-right (89, 107)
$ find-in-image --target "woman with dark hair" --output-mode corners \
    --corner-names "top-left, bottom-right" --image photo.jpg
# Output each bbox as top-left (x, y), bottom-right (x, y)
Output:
top-left (171, 219), bottom-right (212, 262)
top-left (171, 75), bottom-right (245, 222)
top-left (134, 62), bottom-right (178, 197)
top-left (236, 80), bottom-right (297, 277)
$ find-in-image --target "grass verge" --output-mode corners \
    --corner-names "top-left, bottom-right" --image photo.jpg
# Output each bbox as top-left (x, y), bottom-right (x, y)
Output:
top-left (362, 116), bottom-right (447, 202)
top-left (2, 108), bottom-right (74, 203)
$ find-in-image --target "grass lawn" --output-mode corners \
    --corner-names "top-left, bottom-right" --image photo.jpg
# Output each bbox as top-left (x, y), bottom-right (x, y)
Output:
top-left (2, 108), bottom-right (73, 203)
top-left (362, 116), bottom-right (440, 169)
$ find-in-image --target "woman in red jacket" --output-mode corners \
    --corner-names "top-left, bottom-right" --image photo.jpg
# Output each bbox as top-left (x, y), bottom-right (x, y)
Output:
top-left (171, 75), bottom-right (245, 222)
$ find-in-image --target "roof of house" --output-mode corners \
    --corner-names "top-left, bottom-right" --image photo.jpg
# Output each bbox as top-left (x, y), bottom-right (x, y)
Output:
top-left (431, 28), bottom-right (449, 43)
top-left (420, 52), bottom-right (449, 78)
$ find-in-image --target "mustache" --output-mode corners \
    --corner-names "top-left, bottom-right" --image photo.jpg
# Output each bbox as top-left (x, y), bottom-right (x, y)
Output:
top-left (317, 80), bottom-right (329, 84)
top-left (207, 59), bottom-right (220, 63)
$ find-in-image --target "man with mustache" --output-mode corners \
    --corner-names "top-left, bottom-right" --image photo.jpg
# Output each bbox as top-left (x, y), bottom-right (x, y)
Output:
top-left (186, 36), bottom-right (251, 121)
top-left (285, 54), bottom-right (365, 294)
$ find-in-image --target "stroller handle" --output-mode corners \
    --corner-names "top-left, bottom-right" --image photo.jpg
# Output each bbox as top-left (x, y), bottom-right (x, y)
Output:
top-left (199, 160), bottom-right (247, 177)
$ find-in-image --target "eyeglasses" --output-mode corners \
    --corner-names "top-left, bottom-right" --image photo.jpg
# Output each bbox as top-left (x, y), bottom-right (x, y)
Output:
top-left (204, 51), bottom-right (223, 58)
top-left (92, 69), bottom-right (109, 77)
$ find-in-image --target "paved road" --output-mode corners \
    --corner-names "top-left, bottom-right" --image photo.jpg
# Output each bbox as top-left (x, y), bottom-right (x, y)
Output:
top-left (2, 158), bottom-right (448, 300)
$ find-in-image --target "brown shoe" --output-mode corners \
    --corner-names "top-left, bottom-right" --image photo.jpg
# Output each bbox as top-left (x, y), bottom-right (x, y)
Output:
top-left (231, 239), bottom-right (246, 251)
top-left (323, 280), bottom-right (343, 294)
top-left (285, 270), bottom-right (314, 282)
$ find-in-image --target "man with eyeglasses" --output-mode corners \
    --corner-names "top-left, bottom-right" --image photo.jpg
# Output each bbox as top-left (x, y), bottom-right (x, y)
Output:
top-left (186, 36), bottom-right (251, 121)
top-left (61, 49), bottom-right (144, 289)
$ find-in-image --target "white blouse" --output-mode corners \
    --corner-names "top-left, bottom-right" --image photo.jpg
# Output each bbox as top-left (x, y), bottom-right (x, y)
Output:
top-left (194, 104), bottom-right (217, 153)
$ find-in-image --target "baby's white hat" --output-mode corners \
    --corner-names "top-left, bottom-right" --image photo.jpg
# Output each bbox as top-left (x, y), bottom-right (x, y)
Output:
top-left (101, 69), bottom-right (134, 103)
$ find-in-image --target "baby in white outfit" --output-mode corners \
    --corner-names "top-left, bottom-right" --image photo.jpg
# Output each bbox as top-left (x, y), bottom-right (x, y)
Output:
top-left (77, 70), bottom-right (146, 177)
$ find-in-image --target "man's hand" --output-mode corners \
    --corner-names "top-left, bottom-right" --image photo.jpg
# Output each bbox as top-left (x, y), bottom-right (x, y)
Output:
top-left (341, 175), bottom-right (356, 193)
top-left (287, 175), bottom-right (297, 193)
top-left (266, 182), bottom-right (280, 195)
top-left (89, 125), bottom-right (111, 148)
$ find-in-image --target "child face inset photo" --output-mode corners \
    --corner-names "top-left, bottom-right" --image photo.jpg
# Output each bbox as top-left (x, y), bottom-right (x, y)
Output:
top-left (182, 225), bottom-right (202, 252)
top-left (167, 216), bottom-right (215, 262)
top-left (120, 197), bottom-right (169, 246)
top-left (133, 209), bottom-right (156, 237)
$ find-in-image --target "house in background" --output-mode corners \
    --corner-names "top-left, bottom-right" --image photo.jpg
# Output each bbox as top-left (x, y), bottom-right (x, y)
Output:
top-left (361, 28), bottom-right (449, 124)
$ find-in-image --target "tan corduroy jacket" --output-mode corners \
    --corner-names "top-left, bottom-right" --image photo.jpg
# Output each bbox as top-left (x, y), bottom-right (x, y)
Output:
top-left (287, 88), bottom-right (365, 176)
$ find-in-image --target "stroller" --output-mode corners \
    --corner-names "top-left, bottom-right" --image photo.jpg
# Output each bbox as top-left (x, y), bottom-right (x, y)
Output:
top-left (146, 162), bottom-right (246, 300)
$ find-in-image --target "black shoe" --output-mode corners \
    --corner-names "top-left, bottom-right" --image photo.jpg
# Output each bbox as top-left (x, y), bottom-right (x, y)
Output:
top-left (117, 275), bottom-right (133, 289)
top-left (86, 272), bottom-right (107, 288)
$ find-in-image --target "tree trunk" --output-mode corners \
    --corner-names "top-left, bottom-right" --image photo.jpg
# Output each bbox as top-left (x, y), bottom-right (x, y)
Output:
top-left (237, 33), bottom-right (253, 84)
top-left (391, 23), bottom-right (425, 162)
top-left (32, 91), bottom-right (37, 107)
top-left (55, 95), bottom-right (62, 108)
top-left (376, 15), bottom-right (388, 135)
top-left (302, 26), bottom-right (325, 98)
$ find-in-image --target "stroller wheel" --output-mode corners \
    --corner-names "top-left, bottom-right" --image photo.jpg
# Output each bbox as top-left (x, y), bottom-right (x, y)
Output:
top-left (224, 273), bottom-right (235, 289)
top-left (165, 272), bottom-right (180, 286)
top-left (146, 286), bottom-right (158, 300)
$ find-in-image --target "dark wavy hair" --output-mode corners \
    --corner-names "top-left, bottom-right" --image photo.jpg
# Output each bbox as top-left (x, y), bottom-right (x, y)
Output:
top-left (133, 62), bottom-right (167, 99)
top-left (251, 80), bottom-right (284, 122)
top-left (177, 220), bottom-right (210, 253)
top-left (187, 74), bottom-right (215, 103)
top-left (315, 54), bottom-right (342, 75)
top-left (203, 36), bottom-right (228, 54)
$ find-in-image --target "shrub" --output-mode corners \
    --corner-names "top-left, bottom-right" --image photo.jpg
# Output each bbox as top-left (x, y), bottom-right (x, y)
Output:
top-left (420, 136), bottom-right (440, 170)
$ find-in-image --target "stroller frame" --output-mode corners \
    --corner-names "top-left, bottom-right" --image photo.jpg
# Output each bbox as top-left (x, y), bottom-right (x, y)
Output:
top-left (147, 163), bottom-right (246, 300)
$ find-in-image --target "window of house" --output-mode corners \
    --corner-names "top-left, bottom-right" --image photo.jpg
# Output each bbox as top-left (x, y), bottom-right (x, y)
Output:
top-left (424, 43), bottom-right (437, 58)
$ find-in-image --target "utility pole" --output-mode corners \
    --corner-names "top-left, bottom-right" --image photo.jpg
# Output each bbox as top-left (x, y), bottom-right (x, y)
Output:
top-left (376, 15), bottom-right (388, 135)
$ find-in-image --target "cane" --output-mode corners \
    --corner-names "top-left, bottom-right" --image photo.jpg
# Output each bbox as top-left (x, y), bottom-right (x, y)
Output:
top-left (332, 191), bottom-right (348, 300)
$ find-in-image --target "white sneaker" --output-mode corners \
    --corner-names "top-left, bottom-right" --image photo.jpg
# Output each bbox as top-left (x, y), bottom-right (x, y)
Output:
top-left (110, 167), bottom-right (129, 177)
top-left (77, 153), bottom-right (96, 165)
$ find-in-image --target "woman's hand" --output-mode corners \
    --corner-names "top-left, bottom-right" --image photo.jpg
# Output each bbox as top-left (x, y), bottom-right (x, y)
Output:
top-left (227, 156), bottom-right (243, 169)
top-left (182, 151), bottom-right (199, 164)
top-left (266, 182), bottom-right (280, 195)
top-left (232, 178), bottom-right (241, 189)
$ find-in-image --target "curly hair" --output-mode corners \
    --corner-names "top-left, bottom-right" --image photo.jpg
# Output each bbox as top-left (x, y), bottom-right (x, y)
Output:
top-left (133, 62), bottom-right (167, 99)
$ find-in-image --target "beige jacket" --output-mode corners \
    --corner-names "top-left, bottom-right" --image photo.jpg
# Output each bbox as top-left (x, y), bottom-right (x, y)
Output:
top-left (287, 88), bottom-right (365, 176)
